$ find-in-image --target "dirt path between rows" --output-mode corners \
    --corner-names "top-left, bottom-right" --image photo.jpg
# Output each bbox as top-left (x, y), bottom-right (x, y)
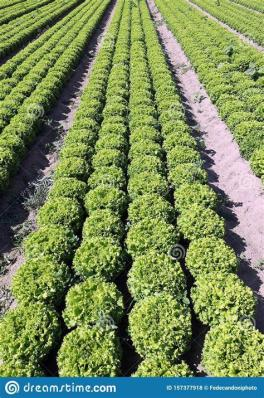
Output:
top-left (148, 0), bottom-right (264, 332)
top-left (186, 0), bottom-right (264, 52)
top-left (0, 0), bottom-right (117, 290)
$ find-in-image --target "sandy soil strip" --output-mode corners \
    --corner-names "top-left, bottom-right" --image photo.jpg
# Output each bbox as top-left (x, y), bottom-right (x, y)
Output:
top-left (186, 0), bottom-right (264, 52)
top-left (0, 0), bottom-right (117, 288)
top-left (147, 0), bottom-right (264, 333)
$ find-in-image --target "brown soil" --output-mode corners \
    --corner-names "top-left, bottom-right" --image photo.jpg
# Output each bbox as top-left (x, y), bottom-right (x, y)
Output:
top-left (148, 0), bottom-right (264, 371)
top-left (0, 0), bottom-right (117, 289)
top-left (186, 0), bottom-right (264, 52)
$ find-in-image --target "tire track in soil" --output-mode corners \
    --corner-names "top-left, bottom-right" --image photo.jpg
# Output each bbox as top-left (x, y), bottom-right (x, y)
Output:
top-left (185, 0), bottom-right (264, 52)
top-left (148, 0), bottom-right (264, 373)
top-left (0, 0), bottom-right (117, 289)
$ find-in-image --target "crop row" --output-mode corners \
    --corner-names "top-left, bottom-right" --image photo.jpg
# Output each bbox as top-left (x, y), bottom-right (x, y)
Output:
top-left (231, 0), bottom-right (264, 13)
top-left (0, 0), bottom-right (190, 378)
top-left (0, 0), bottom-right (88, 83)
top-left (0, 0), bottom-right (110, 193)
top-left (0, 0), bottom-right (93, 100)
top-left (149, 0), bottom-right (264, 376)
top-left (0, 0), bottom-right (263, 378)
top-left (125, 1), bottom-right (193, 377)
top-left (0, 0), bottom-right (26, 10)
top-left (190, 0), bottom-right (264, 46)
top-left (0, 0), bottom-right (93, 120)
top-left (139, 0), bottom-right (222, 374)
top-left (0, 0), bottom-right (125, 377)
top-left (155, 0), bottom-right (264, 184)
top-left (51, 0), bottom-right (192, 376)
top-left (0, 0), bottom-right (54, 26)
top-left (57, 0), bottom-right (131, 376)
top-left (0, 0), bottom-right (83, 59)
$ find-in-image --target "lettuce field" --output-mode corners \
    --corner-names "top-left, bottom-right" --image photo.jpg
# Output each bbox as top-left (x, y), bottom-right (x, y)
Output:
top-left (0, 0), bottom-right (263, 378)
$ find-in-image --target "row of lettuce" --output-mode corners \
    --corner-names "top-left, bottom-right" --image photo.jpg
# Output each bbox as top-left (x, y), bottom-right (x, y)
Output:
top-left (127, 1), bottom-right (192, 376)
top-left (231, 0), bottom-right (264, 13)
top-left (156, 0), bottom-right (264, 184)
top-left (0, 0), bottom-right (26, 10)
top-left (190, 0), bottom-right (264, 46)
top-left (0, 0), bottom-right (126, 377)
top-left (0, 0), bottom-right (110, 191)
top-left (0, 0), bottom-right (91, 96)
top-left (57, 0), bottom-right (132, 376)
top-left (0, 0), bottom-right (54, 26)
top-left (0, 0), bottom-right (84, 59)
top-left (0, 0), bottom-right (88, 85)
top-left (140, 0), bottom-right (264, 376)
top-left (0, 0), bottom-right (191, 377)
top-left (0, 0), bottom-right (263, 377)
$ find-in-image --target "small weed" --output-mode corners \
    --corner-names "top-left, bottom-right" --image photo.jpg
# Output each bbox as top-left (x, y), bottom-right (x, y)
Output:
top-left (22, 175), bottom-right (52, 212)
top-left (0, 254), bottom-right (14, 276)
top-left (192, 92), bottom-right (206, 104)
top-left (255, 259), bottom-right (264, 270)
top-left (225, 45), bottom-right (235, 57)
top-left (0, 287), bottom-right (13, 318)
top-left (12, 220), bottom-right (36, 247)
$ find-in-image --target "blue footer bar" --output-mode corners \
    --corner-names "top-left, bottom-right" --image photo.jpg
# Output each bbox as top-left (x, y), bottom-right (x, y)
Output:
top-left (0, 378), bottom-right (263, 398)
